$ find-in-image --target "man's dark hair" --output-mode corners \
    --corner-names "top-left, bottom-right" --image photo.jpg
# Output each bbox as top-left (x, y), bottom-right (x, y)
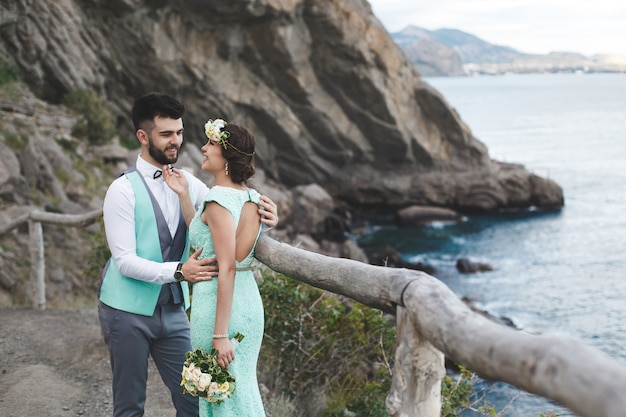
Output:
top-left (131, 93), bottom-right (185, 132)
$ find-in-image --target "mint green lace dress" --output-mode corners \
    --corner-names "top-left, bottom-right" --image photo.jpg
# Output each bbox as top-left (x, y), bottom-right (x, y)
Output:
top-left (188, 186), bottom-right (265, 417)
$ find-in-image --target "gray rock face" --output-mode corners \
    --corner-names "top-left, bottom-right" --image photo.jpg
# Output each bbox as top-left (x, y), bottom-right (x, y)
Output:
top-left (396, 205), bottom-right (462, 226)
top-left (0, 0), bottom-right (563, 214)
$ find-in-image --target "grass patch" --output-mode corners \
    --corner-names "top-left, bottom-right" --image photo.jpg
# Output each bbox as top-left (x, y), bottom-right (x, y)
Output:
top-left (0, 58), bottom-right (18, 85)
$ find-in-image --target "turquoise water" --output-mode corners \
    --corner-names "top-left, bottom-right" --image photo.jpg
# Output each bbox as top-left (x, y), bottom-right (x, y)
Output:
top-left (357, 73), bottom-right (626, 416)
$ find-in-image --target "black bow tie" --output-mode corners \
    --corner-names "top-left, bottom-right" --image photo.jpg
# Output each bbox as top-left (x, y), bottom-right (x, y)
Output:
top-left (153, 170), bottom-right (163, 179)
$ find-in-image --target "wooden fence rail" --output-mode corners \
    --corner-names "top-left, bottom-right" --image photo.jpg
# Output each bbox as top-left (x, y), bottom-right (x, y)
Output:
top-left (2, 210), bottom-right (626, 417)
top-left (255, 235), bottom-right (626, 417)
top-left (0, 208), bottom-right (103, 309)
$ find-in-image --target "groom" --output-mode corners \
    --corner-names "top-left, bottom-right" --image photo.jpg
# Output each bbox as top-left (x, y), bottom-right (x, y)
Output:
top-left (98, 93), bottom-right (278, 417)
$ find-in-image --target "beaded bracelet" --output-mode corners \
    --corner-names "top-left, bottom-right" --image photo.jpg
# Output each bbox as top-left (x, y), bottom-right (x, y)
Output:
top-left (213, 333), bottom-right (229, 339)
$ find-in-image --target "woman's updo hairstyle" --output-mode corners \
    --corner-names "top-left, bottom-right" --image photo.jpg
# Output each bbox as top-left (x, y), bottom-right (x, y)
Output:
top-left (222, 124), bottom-right (256, 184)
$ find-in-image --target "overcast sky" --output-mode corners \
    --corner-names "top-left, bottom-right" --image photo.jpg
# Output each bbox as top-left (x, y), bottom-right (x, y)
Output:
top-left (368, 0), bottom-right (626, 56)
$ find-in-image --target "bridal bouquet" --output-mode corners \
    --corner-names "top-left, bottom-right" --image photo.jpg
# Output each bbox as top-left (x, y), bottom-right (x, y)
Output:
top-left (181, 333), bottom-right (244, 404)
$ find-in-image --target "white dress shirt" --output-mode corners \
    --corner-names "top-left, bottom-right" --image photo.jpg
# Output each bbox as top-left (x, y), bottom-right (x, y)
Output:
top-left (102, 155), bottom-right (209, 284)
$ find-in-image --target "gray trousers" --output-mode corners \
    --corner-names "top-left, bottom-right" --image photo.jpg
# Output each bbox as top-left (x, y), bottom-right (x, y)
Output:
top-left (98, 301), bottom-right (198, 417)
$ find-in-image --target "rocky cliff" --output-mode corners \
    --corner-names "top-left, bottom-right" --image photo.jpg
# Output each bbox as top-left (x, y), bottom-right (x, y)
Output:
top-left (0, 0), bottom-right (563, 211)
top-left (0, 0), bottom-right (563, 305)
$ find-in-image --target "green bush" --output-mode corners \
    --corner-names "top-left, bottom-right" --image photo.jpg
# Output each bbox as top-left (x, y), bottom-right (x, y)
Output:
top-left (85, 218), bottom-right (109, 285)
top-left (0, 58), bottom-right (18, 85)
top-left (3, 131), bottom-right (28, 151)
top-left (441, 366), bottom-right (496, 417)
top-left (259, 269), bottom-right (396, 416)
top-left (55, 136), bottom-right (77, 152)
top-left (258, 269), bottom-right (515, 417)
top-left (62, 88), bottom-right (116, 145)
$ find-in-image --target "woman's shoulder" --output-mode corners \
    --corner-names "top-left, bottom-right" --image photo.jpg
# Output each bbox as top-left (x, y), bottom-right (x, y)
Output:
top-left (202, 186), bottom-right (261, 210)
top-left (247, 188), bottom-right (261, 203)
top-left (205, 186), bottom-right (260, 199)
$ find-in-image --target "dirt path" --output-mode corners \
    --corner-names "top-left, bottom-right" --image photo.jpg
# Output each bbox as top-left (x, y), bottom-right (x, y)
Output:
top-left (0, 307), bottom-right (175, 417)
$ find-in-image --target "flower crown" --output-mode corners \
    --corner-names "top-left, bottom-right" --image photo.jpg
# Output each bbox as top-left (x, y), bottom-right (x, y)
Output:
top-left (204, 119), bottom-right (254, 157)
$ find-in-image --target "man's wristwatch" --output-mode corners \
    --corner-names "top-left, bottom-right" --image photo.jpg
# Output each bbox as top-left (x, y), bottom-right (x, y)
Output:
top-left (174, 263), bottom-right (185, 282)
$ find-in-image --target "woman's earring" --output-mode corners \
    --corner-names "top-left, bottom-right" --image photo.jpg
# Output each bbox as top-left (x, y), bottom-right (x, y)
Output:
top-left (225, 162), bottom-right (229, 176)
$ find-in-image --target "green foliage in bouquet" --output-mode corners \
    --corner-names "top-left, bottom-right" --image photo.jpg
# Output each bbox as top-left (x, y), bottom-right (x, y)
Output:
top-left (181, 333), bottom-right (244, 405)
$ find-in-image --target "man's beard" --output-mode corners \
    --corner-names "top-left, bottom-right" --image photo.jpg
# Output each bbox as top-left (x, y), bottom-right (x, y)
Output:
top-left (148, 137), bottom-right (179, 165)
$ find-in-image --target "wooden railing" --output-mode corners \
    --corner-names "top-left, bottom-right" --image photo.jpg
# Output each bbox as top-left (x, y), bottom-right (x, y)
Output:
top-left (0, 208), bottom-right (103, 309)
top-left (3, 210), bottom-right (626, 417)
top-left (255, 235), bottom-right (626, 417)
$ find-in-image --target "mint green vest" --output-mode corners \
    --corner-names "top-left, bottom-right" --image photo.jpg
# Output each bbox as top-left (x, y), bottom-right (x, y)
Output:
top-left (99, 169), bottom-right (191, 316)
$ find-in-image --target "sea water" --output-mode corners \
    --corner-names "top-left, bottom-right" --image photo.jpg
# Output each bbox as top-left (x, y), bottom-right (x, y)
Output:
top-left (357, 73), bottom-right (626, 416)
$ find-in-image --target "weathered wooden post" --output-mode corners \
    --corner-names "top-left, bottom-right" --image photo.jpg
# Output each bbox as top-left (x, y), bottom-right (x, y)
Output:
top-left (386, 306), bottom-right (445, 417)
top-left (28, 219), bottom-right (45, 309)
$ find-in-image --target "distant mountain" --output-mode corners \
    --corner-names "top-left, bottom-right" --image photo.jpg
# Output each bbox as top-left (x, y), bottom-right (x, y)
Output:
top-left (392, 25), bottom-right (626, 76)
top-left (395, 26), bottom-right (525, 65)
top-left (400, 36), bottom-right (465, 77)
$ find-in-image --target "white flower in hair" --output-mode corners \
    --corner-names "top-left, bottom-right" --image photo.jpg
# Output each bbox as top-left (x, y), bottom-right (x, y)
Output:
top-left (204, 118), bottom-right (230, 149)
